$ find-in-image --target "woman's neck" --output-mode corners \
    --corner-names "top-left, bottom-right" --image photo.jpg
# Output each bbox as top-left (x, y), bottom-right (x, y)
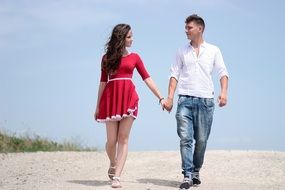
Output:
top-left (122, 49), bottom-right (130, 57)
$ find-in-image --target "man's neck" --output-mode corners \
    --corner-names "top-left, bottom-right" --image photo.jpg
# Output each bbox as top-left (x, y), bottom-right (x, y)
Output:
top-left (190, 37), bottom-right (204, 48)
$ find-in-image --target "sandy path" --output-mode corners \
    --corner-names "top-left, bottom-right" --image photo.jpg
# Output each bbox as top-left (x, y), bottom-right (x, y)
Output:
top-left (1, 150), bottom-right (285, 190)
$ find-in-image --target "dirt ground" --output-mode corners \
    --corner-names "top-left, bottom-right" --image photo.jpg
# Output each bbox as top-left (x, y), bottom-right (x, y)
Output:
top-left (1, 150), bottom-right (285, 190)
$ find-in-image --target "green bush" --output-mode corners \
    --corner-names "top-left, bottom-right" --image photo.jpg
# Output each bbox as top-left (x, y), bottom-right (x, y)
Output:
top-left (0, 130), bottom-right (97, 153)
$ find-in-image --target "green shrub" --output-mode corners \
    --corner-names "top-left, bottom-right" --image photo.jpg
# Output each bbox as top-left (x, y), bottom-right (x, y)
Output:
top-left (0, 130), bottom-right (97, 153)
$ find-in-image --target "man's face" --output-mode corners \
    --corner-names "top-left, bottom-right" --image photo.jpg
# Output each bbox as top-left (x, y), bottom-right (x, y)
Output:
top-left (185, 21), bottom-right (202, 40)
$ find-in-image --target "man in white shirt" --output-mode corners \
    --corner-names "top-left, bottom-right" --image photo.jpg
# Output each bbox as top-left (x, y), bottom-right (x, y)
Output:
top-left (163, 14), bottom-right (229, 189)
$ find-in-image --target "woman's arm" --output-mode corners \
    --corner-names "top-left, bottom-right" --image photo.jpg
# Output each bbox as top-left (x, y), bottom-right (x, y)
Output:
top-left (144, 77), bottom-right (164, 102)
top-left (94, 82), bottom-right (107, 119)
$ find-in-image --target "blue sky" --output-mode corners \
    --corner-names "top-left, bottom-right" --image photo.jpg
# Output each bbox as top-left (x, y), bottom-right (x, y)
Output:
top-left (1, 0), bottom-right (285, 151)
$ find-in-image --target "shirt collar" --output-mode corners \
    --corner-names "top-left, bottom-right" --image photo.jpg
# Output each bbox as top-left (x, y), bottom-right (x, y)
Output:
top-left (189, 41), bottom-right (207, 48)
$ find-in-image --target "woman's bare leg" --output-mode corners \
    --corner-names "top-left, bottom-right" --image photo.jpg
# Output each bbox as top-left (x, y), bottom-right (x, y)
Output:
top-left (114, 117), bottom-right (134, 177)
top-left (106, 121), bottom-right (119, 167)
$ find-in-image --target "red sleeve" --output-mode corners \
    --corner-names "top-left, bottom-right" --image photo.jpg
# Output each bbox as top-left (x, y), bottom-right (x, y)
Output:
top-left (100, 55), bottom-right (108, 82)
top-left (100, 69), bottom-right (108, 82)
top-left (135, 54), bottom-right (150, 80)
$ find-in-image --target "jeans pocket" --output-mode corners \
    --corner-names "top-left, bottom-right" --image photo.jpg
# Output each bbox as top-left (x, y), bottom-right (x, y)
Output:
top-left (178, 96), bottom-right (187, 106)
top-left (202, 98), bottom-right (215, 108)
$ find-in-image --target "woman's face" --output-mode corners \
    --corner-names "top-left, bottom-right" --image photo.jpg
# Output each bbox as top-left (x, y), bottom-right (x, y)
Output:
top-left (125, 30), bottom-right (133, 48)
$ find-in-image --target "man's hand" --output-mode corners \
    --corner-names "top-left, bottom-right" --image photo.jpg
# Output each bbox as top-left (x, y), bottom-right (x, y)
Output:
top-left (218, 92), bottom-right (227, 107)
top-left (163, 98), bottom-right (174, 112)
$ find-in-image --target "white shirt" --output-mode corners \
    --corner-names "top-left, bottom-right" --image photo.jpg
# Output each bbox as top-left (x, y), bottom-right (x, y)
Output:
top-left (170, 41), bottom-right (229, 98)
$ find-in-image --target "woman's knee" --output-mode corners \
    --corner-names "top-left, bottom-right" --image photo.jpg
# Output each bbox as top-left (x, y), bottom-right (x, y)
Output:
top-left (106, 138), bottom-right (117, 147)
top-left (117, 134), bottom-right (129, 145)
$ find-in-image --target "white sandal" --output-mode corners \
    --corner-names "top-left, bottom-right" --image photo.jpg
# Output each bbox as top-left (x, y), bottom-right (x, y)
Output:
top-left (111, 177), bottom-right (122, 188)
top-left (108, 166), bottom-right (116, 180)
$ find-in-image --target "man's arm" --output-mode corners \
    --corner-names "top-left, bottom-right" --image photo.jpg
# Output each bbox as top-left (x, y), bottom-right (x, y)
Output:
top-left (218, 75), bottom-right (228, 107)
top-left (164, 77), bottom-right (178, 112)
top-left (163, 48), bottom-right (181, 112)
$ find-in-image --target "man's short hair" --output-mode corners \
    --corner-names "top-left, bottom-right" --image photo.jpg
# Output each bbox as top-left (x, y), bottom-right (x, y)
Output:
top-left (185, 14), bottom-right (205, 32)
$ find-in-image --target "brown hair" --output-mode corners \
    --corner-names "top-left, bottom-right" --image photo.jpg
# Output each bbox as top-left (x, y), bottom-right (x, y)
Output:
top-left (102, 24), bottom-right (131, 74)
top-left (185, 14), bottom-right (205, 32)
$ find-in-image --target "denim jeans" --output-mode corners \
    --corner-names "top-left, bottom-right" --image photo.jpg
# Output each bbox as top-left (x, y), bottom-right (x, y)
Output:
top-left (176, 95), bottom-right (215, 178)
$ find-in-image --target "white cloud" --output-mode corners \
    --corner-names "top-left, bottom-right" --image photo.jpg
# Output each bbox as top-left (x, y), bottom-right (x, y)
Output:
top-left (0, 0), bottom-right (122, 49)
top-left (25, 1), bottom-right (116, 28)
top-left (0, 0), bottom-right (119, 35)
top-left (191, 0), bottom-right (240, 10)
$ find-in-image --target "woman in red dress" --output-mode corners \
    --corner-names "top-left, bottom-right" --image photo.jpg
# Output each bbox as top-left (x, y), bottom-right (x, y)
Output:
top-left (94, 24), bottom-right (164, 188)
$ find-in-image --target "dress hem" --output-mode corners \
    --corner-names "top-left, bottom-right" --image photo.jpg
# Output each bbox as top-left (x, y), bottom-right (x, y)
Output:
top-left (96, 108), bottom-right (137, 123)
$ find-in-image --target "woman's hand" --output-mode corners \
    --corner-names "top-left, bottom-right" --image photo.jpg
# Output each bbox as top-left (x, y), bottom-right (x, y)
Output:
top-left (94, 107), bottom-right (99, 120)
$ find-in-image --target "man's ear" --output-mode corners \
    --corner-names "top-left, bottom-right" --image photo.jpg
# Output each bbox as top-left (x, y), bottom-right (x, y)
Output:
top-left (198, 26), bottom-right (203, 32)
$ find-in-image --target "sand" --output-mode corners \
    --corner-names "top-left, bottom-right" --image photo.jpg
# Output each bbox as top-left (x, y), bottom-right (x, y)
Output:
top-left (1, 150), bottom-right (285, 190)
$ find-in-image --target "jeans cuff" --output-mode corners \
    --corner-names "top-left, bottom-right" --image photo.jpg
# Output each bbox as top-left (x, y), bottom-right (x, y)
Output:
top-left (182, 171), bottom-right (192, 178)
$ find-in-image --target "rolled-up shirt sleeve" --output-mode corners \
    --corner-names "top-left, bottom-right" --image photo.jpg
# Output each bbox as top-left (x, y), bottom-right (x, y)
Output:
top-left (170, 49), bottom-right (182, 80)
top-left (214, 48), bottom-right (229, 79)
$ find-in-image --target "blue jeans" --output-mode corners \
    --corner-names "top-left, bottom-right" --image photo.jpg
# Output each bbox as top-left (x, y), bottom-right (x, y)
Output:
top-left (176, 95), bottom-right (215, 178)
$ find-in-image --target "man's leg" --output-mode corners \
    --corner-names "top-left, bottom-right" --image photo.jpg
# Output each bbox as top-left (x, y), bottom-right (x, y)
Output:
top-left (192, 98), bottom-right (215, 185)
top-left (176, 96), bottom-right (194, 189)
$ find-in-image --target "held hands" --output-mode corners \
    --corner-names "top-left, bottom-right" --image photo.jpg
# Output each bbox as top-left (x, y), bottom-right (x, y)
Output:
top-left (160, 97), bottom-right (173, 112)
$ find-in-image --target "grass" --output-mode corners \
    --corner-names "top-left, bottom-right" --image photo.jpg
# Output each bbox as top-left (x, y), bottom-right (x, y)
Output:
top-left (0, 129), bottom-right (97, 153)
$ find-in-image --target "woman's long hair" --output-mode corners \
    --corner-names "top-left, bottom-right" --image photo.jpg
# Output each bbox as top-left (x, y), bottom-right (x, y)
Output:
top-left (102, 24), bottom-right (131, 74)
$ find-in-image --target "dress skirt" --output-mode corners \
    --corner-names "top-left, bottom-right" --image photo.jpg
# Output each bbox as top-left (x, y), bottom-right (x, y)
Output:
top-left (96, 79), bottom-right (139, 122)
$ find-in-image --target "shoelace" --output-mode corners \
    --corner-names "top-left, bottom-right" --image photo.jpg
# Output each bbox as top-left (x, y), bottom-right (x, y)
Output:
top-left (192, 172), bottom-right (199, 178)
top-left (183, 177), bottom-right (191, 182)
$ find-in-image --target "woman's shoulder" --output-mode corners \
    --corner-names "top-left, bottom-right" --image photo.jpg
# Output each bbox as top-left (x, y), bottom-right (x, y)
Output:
top-left (99, 54), bottom-right (107, 65)
top-left (101, 54), bottom-right (107, 60)
top-left (123, 52), bottom-right (141, 60)
top-left (129, 52), bottom-right (142, 59)
top-left (129, 52), bottom-right (138, 56)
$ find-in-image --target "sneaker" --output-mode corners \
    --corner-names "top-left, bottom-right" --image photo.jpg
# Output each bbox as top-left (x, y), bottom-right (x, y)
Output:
top-left (192, 172), bottom-right (201, 185)
top-left (179, 177), bottom-right (193, 189)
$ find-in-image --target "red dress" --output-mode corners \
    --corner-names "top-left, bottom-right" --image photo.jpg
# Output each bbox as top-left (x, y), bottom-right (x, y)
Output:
top-left (96, 53), bottom-right (150, 122)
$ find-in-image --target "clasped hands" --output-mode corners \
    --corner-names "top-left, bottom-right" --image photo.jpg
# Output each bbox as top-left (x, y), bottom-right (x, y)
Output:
top-left (160, 98), bottom-right (173, 112)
